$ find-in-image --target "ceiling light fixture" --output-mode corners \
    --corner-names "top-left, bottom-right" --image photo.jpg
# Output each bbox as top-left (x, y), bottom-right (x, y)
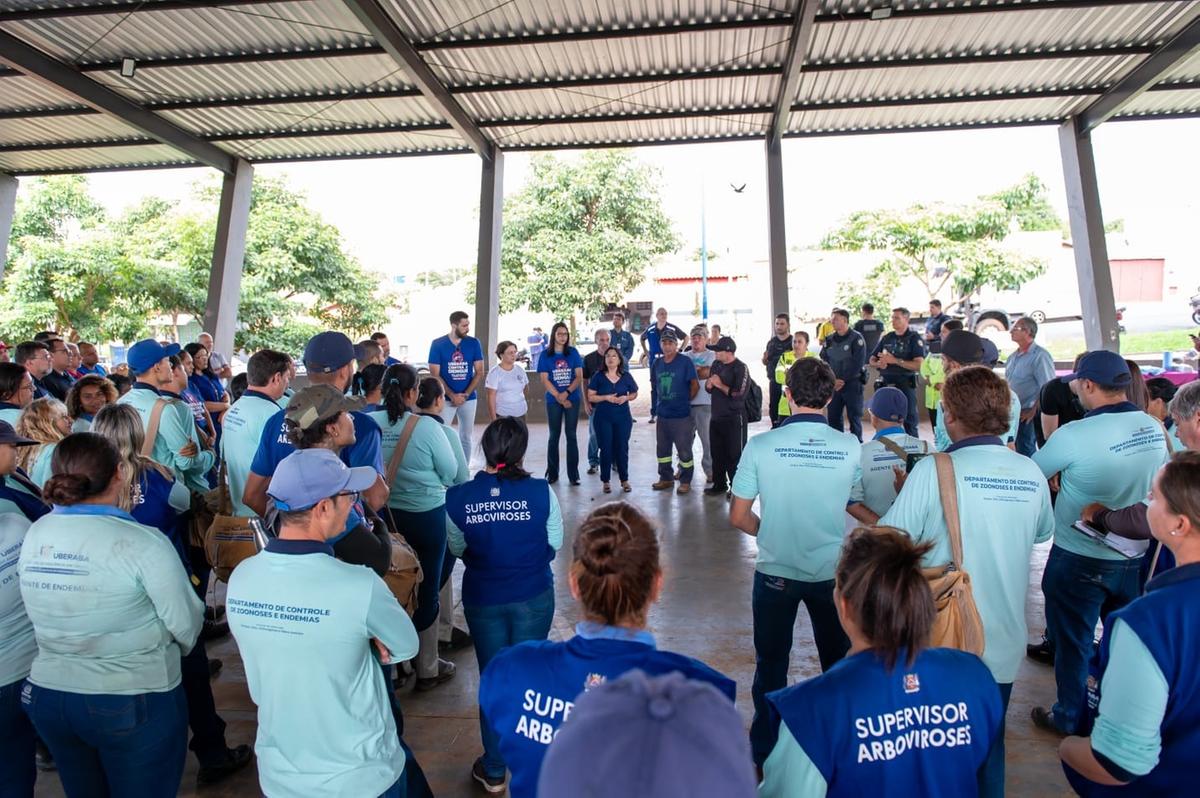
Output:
top-left (120, 57), bottom-right (136, 78)
top-left (870, 5), bottom-right (894, 20)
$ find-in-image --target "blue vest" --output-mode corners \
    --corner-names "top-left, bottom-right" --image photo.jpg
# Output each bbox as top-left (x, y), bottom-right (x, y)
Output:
top-left (768, 648), bottom-right (1001, 798)
top-left (479, 632), bottom-right (735, 798)
top-left (131, 469), bottom-right (190, 573)
top-left (1067, 562), bottom-right (1200, 797)
top-left (0, 471), bottom-right (49, 523)
top-left (445, 472), bottom-right (554, 607)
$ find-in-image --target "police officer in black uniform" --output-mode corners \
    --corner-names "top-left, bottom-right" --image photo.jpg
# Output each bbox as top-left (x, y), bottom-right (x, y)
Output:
top-left (761, 314), bottom-right (793, 428)
top-left (820, 309), bottom-right (867, 441)
top-left (868, 307), bottom-right (926, 436)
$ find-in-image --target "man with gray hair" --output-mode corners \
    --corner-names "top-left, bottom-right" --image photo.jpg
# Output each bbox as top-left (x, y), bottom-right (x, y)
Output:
top-left (687, 324), bottom-right (715, 484)
top-left (582, 328), bottom-right (613, 476)
top-left (198, 332), bottom-right (233, 382)
top-left (1006, 317), bottom-right (1055, 456)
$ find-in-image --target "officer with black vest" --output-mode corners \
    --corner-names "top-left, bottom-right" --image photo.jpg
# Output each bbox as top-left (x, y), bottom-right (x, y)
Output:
top-left (820, 309), bottom-right (867, 441)
top-left (868, 307), bottom-right (926, 436)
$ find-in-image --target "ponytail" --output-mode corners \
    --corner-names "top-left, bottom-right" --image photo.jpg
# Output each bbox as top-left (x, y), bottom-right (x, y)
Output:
top-left (381, 364), bottom-right (418, 425)
top-left (481, 417), bottom-right (530, 480)
top-left (415, 376), bottom-right (442, 411)
top-left (835, 527), bottom-right (935, 670)
top-left (570, 502), bottom-right (660, 627)
top-left (44, 432), bottom-right (121, 506)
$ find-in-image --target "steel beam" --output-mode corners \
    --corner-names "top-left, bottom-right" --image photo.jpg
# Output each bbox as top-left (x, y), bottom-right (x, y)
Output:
top-left (202, 159), bottom-right (254, 358)
top-left (1058, 118), bottom-right (1119, 352)
top-left (0, 0), bottom-right (308, 22)
top-left (340, 0), bottom-right (491, 158)
top-left (1078, 11), bottom-right (1200, 132)
top-left (0, 31), bottom-right (236, 174)
top-left (770, 0), bottom-right (819, 144)
top-left (764, 136), bottom-right (789, 319)
top-left (0, 174), bottom-right (17, 283)
top-left (474, 148), bottom-right (504, 403)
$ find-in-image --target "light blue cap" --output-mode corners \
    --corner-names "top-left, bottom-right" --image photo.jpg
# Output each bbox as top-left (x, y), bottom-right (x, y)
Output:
top-left (267, 449), bottom-right (376, 511)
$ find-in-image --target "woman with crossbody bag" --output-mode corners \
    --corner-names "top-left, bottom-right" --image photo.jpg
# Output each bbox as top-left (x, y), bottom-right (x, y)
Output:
top-left (369, 364), bottom-right (462, 691)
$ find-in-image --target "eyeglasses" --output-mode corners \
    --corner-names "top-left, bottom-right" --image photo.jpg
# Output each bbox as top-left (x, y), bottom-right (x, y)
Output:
top-left (333, 490), bottom-right (360, 503)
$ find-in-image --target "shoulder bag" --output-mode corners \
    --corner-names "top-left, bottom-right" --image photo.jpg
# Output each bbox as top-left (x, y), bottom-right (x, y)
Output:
top-left (922, 453), bottom-right (986, 656)
top-left (377, 414), bottom-right (424, 617)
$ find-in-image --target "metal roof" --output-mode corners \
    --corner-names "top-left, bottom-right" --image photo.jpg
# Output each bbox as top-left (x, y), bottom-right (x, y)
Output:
top-left (1, 0), bottom-right (1197, 174)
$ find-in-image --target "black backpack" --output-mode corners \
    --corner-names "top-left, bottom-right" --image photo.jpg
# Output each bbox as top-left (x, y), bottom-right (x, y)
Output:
top-left (744, 376), bottom-right (763, 423)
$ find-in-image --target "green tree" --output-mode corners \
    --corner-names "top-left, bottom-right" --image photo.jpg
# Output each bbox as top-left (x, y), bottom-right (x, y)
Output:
top-left (983, 173), bottom-right (1063, 232)
top-left (497, 150), bottom-right (679, 326)
top-left (821, 176), bottom-right (1051, 309)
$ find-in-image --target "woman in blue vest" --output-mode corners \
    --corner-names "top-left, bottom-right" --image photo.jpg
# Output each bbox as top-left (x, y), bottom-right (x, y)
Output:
top-left (446, 417), bottom-right (562, 792)
top-left (1060, 451), bottom-right (1200, 796)
top-left (586, 346), bottom-right (638, 494)
top-left (0, 420), bottom-right (50, 522)
top-left (478, 501), bottom-right (735, 798)
top-left (759, 527), bottom-right (1003, 798)
top-left (18, 433), bottom-right (204, 797)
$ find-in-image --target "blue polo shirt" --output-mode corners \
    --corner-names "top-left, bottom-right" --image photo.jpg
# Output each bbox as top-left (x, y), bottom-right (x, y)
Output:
top-left (429, 334), bottom-right (484, 400)
top-left (610, 328), bottom-right (635, 362)
top-left (640, 322), bottom-right (685, 359)
top-left (536, 348), bottom-right (584, 404)
top-left (1032, 402), bottom-right (1169, 561)
top-left (250, 408), bottom-right (383, 479)
top-left (588, 371), bottom-right (638, 423)
top-left (479, 623), bottom-right (735, 798)
top-left (650, 354), bottom-right (697, 419)
top-left (762, 648), bottom-right (1001, 798)
top-left (732, 414), bottom-right (864, 583)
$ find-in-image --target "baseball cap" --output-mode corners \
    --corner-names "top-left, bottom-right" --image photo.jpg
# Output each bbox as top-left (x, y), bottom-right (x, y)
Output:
top-left (126, 339), bottom-right (181, 375)
top-left (979, 338), bottom-right (1000, 367)
top-left (0, 421), bottom-right (36, 446)
top-left (689, 324), bottom-right (709, 337)
top-left (869, 386), bottom-right (908, 423)
top-left (1060, 350), bottom-right (1131, 386)
top-left (303, 331), bottom-right (365, 374)
top-left (285, 385), bottom-right (364, 431)
top-left (659, 329), bottom-right (680, 344)
top-left (267, 449), bottom-right (376, 512)
top-left (536, 670), bottom-right (756, 798)
top-left (940, 330), bottom-right (984, 365)
top-left (707, 336), bottom-right (737, 353)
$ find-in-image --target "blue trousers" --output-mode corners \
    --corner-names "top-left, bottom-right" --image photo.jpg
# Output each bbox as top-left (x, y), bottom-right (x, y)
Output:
top-left (749, 571), bottom-right (850, 765)
top-left (977, 681), bottom-right (1012, 798)
top-left (593, 410), bottom-right (632, 483)
top-left (1041, 544), bottom-right (1142, 733)
top-left (1015, 418), bottom-right (1038, 457)
top-left (22, 683), bottom-right (187, 798)
top-left (387, 505), bottom-right (447, 632)
top-left (881, 380), bottom-right (920, 437)
top-left (545, 401), bottom-right (580, 482)
top-left (464, 587), bottom-right (555, 779)
top-left (180, 636), bottom-right (229, 767)
top-left (586, 412), bottom-right (599, 468)
top-left (1, 678), bottom-right (36, 798)
top-left (826, 383), bottom-right (864, 441)
top-left (378, 770), bottom-right (408, 798)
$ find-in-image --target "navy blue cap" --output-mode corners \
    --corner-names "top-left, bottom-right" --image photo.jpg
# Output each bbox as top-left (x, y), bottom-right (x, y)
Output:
top-left (941, 330), bottom-right (984, 365)
top-left (126, 339), bottom-right (181, 375)
top-left (303, 332), bottom-right (365, 374)
top-left (980, 338), bottom-right (1000, 367)
top-left (870, 386), bottom-right (908, 422)
top-left (536, 670), bottom-right (756, 798)
top-left (1060, 350), bottom-right (1131, 386)
top-left (267, 449), bottom-right (376, 512)
top-left (0, 421), bottom-right (36, 446)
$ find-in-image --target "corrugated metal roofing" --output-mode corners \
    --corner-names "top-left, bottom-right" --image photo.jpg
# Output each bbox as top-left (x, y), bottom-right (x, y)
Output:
top-left (0, 0), bottom-right (1197, 173)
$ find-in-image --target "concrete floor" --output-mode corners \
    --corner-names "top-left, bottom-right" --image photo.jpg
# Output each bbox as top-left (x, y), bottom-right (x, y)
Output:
top-left (33, 415), bottom-right (1073, 797)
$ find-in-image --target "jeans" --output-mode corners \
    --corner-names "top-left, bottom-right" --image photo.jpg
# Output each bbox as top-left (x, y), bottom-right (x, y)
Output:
top-left (977, 682), bottom-right (1012, 798)
top-left (22, 683), bottom-right (188, 798)
top-left (882, 379), bottom-right (919, 436)
top-left (586, 411), bottom-right (600, 468)
top-left (1, 678), bottom-right (36, 798)
top-left (826, 384), bottom-right (864, 441)
top-left (464, 587), bottom-right (555, 779)
top-left (1041, 544), bottom-right (1142, 733)
top-left (378, 770), bottom-right (408, 798)
top-left (749, 571), bottom-right (850, 765)
top-left (387, 505), bottom-right (447, 632)
top-left (545, 401), bottom-right (580, 482)
top-left (180, 637), bottom-right (229, 767)
top-left (1015, 417), bottom-right (1037, 457)
top-left (593, 410), bottom-right (633, 483)
top-left (439, 398), bottom-right (477, 464)
top-left (655, 416), bottom-right (695, 482)
top-left (690, 404), bottom-right (712, 479)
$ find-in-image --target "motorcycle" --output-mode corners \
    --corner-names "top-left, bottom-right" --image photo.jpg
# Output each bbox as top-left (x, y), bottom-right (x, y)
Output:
top-left (1116, 306), bottom-right (1126, 335)
top-left (1190, 292), bottom-right (1200, 325)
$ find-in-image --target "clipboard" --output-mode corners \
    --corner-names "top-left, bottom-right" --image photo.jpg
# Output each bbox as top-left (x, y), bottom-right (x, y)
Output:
top-left (1072, 520), bottom-right (1150, 559)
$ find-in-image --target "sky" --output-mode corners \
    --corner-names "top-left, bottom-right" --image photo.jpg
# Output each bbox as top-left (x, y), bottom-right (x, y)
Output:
top-left (81, 117), bottom-right (1200, 282)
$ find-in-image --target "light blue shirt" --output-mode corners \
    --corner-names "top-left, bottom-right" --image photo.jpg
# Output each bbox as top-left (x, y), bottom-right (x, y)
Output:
top-left (760, 723), bottom-right (828, 798)
top-left (70, 416), bottom-right (92, 434)
top-left (1090, 619), bottom-right (1169, 778)
top-left (0, 514), bottom-right (35, 686)
top-left (0, 406), bottom-right (22, 427)
top-left (119, 385), bottom-right (215, 494)
top-left (857, 428), bottom-right (927, 516)
top-left (368, 411), bottom-right (465, 512)
top-left (1004, 342), bottom-right (1056, 409)
top-left (18, 505), bottom-right (203, 694)
top-left (732, 414), bottom-right (864, 582)
top-left (1032, 405), bottom-right (1169, 560)
top-left (880, 440), bottom-right (1054, 682)
top-left (227, 540), bottom-right (418, 798)
top-left (28, 443), bottom-right (58, 490)
top-left (220, 390), bottom-right (282, 517)
top-left (934, 387), bottom-right (1021, 451)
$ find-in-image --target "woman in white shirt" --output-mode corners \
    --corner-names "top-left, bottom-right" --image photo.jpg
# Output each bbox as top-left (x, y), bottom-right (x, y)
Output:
top-left (485, 340), bottom-right (528, 421)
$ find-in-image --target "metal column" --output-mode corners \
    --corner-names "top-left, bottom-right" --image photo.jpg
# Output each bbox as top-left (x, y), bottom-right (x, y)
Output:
top-left (0, 174), bottom-right (16, 283)
top-left (1058, 119), bottom-right (1119, 352)
top-left (202, 159), bottom-right (253, 355)
top-left (474, 148), bottom-right (504, 383)
top-left (765, 137), bottom-right (790, 318)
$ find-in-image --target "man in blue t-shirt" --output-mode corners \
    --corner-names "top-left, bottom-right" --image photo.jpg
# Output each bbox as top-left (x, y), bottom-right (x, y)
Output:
top-left (242, 332), bottom-right (387, 518)
top-left (429, 311), bottom-right (485, 462)
top-left (640, 307), bottom-right (687, 422)
top-left (370, 332), bottom-right (402, 366)
top-left (649, 331), bottom-right (698, 493)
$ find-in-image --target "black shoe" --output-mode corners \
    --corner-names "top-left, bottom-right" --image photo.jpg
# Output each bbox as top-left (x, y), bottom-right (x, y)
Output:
top-left (587, 465), bottom-right (598, 475)
top-left (415, 659), bottom-right (457, 692)
top-left (208, 658), bottom-right (223, 679)
top-left (197, 745), bottom-right (254, 786)
top-left (204, 605), bottom-right (226, 622)
top-left (471, 758), bottom-right (507, 793)
top-left (546, 477), bottom-right (558, 485)
top-left (35, 740), bottom-right (56, 772)
top-left (201, 619), bottom-right (230, 641)
top-left (648, 417), bottom-right (656, 424)
top-left (703, 486), bottom-right (727, 496)
top-left (439, 626), bottom-right (472, 654)
top-left (1030, 706), bottom-right (1066, 737)
top-left (569, 479), bottom-right (581, 486)
top-left (1026, 639), bottom-right (1055, 665)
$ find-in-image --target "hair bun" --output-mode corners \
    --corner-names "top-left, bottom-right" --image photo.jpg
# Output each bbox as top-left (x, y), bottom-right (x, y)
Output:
top-left (43, 472), bottom-right (92, 505)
